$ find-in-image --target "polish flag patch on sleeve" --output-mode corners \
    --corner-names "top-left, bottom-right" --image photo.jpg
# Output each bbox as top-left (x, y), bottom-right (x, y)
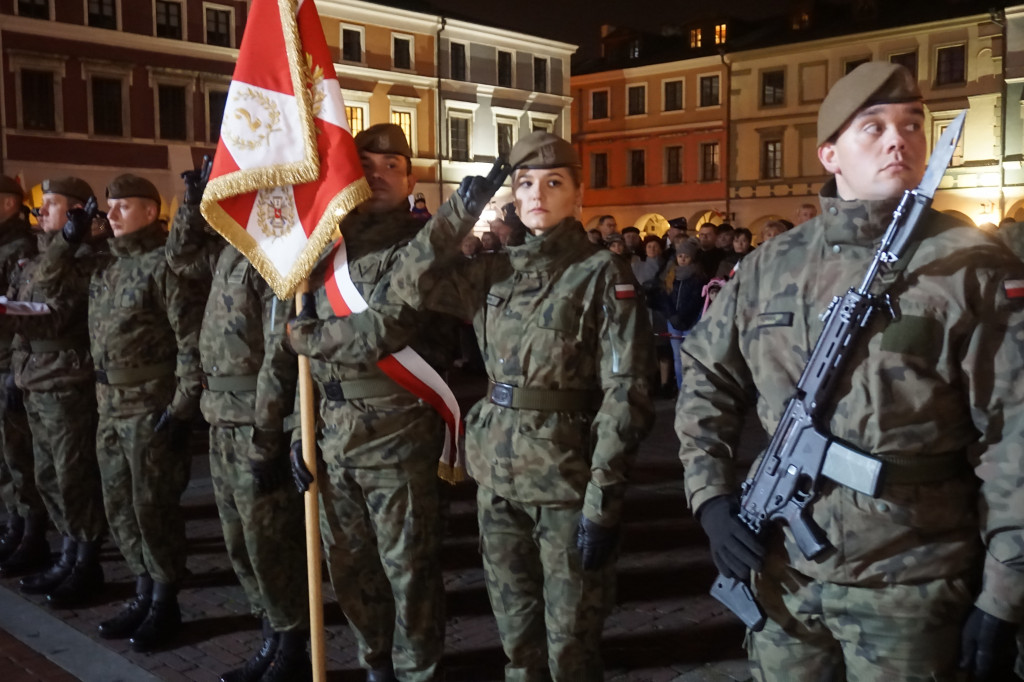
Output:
top-left (1005, 279), bottom-right (1024, 299)
top-left (614, 284), bottom-right (637, 300)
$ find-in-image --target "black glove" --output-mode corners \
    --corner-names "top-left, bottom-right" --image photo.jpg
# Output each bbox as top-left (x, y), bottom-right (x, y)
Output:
top-left (698, 495), bottom-right (765, 580)
top-left (959, 607), bottom-right (1017, 680)
top-left (4, 374), bottom-right (23, 413)
top-left (289, 440), bottom-right (315, 494)
top-left (63, 196), bottom-right (101, 244)
top-left (181, 155), bottom-right (213, 205)
top-left (576, 516), bottom-right (619, 571)
top-left (154, 409), bottom-right (190, 452)
top-left (456, 159), bottom-right (511, 218)
top-left (286, 292), bottom-right (318, 356)
top-left (251, 455), bottom-right (290, 496)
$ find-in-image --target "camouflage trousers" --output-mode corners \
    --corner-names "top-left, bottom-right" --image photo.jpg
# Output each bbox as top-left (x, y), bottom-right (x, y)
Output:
top-left (477, 489), bottom-right (615, 682)
top-left (0, 373), bottom-right (42, 518)
top-left (750, 555), bottom-right (975, 682)
top-left (96, 409), bottom-right (190, 584)
top-left (209, 425), bottom-right (307, 631)
top-left (25, 388), bottom-right (104, 541)
top-left (318, 448), bottom-right (445, 681)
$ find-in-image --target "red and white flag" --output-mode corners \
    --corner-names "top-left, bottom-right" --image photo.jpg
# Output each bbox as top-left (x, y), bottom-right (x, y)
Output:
top-left (200, 0), bottom-right (368, 299)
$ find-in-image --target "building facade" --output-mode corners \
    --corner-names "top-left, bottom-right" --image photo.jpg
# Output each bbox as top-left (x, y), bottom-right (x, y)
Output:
top-left (728, 11), bottom-right (1014, 232)
top-left (1, 0), bottom-right (576, 215)
top-left (571, 54), bottom-right (729, 234)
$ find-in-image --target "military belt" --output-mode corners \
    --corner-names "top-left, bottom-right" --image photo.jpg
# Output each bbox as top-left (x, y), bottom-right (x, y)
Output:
top-left (488, 381), bottom-right (600, 412)
top-left (202, 374), bottom-right (258, 392)
top-left (875, 451), bottom-right (968, 486)
top-left (95, 362), bottom-right (175, 386)
top-left (30, 337), bottom-right (78, 353)
top-left (322, 378), bottom-right (400, 401)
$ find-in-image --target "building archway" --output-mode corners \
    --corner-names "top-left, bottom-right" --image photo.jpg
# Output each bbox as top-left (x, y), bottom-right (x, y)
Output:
top-left (634, 213), bottom-right (669, 238)
top-left (690, 210), bottom-right (725, 231)
top-left (748, 214), bottom-right (785, 244)
top-left (1006, 199), bottom-right (1024, 223)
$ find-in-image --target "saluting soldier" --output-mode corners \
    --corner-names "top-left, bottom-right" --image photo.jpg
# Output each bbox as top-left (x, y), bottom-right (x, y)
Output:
top-left (0, 175), bottom-right (43, 575)
top-left (7, 176), bottom-right (107, 608)
top-left (677, 62), bottom-right (1024, 680)
top-left (390, 131), bottom-right (656, 682)
top-left (167, 161), bottom-right (309, 682)
top-left (66, 174), bottom-right (204, 652)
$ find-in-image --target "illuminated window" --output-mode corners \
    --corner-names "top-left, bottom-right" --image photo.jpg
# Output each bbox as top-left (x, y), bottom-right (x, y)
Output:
top-left (690, 28), bottom-right (702, 49)
top-left (390, 110), bottom-right (413, 148)
top-left (345, 106), bottom-right (364, 135)
top-left (715, 24), bottom-right (727, 45)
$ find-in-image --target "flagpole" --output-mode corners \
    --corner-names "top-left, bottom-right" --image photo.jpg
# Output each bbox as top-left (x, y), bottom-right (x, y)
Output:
top-left (296, 281), bottom-right (327, 682)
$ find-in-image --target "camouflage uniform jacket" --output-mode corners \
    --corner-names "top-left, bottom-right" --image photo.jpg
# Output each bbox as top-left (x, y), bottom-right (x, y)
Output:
top-left (0, 214), bottom-right (36, 372)
top-left (166, 203), bottom-right (223, 282)
top-left (88, 222), bottom-right (204, 419)
top-left (9, 231), bottom-right (100, 390)
top-left (676, 179), bottom-right (1024, 622)
top-left (288, 205), bottom-right (458, 465)
top-left (392, 196), bottom-right (656, 527)
top-left (199, 246), bottom-right (297, 464)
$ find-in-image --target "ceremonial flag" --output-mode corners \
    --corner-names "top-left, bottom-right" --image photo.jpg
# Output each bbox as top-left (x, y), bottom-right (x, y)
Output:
top-left (200, 0), bottom-right (369, 299)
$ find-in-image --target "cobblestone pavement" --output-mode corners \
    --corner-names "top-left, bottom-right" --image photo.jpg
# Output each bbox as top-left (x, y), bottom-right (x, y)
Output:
top-left (0, 372), bottom-right (763, 681)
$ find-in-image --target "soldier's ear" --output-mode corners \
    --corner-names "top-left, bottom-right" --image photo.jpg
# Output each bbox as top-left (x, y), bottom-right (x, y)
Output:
top-left (818, 143), bottom-right (840, 175)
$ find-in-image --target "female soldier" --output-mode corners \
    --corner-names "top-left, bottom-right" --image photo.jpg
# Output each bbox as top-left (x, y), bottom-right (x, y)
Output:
top-left (392, 131), bottom-right (655, 682)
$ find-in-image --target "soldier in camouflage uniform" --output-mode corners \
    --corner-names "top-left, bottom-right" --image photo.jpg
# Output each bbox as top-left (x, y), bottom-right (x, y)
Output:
top-left (167, 160), bottom-right (310, 682)
top-left (390, 131), bottom-right (656, 682)
top-left (287, 123), bottom-right (457, 682)
top-left (73, 174), bottom-right (204, 652)
top-left (0, 175), bottom-right (42, 572)
top-left (6, 176), bottom-right (107, 607)
top-left (676, 62), bottom-right (1024, 681)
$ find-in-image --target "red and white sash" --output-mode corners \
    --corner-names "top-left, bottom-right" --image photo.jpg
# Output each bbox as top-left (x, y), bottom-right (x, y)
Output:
top-left (323, 240), bottom-right (464, 482)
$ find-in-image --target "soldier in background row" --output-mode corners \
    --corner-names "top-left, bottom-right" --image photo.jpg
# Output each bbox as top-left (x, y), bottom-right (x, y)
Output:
top-left (167, 159), bottom-right (309, 682)
top-left (0, 175), bottom-right (42, 576)
top-left (57, 174), bottom-right (205, 652)
top-left (8, 176), bottom-right (107, 608)
top-left (391, 131), bottom-right (656, 682)
top-left (677, 61), bottom-right (1024, 680)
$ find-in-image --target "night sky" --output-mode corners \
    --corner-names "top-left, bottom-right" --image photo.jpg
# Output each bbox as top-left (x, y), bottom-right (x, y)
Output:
top-left (424, 0), bottom-right (782, 58)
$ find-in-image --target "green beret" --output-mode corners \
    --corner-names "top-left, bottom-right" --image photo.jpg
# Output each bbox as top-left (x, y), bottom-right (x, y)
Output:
top-left (817, 62), bottom-right (921, 146)
top-left (509, 131), bottom-right (579, 170)
top-left (106, 174), bottom-right (161, 204)
top-left (0, 175), bottom-right (24, 199)
top-left (41, 176), bottom-right (93, 204)
top-left (355, 123), bottom-right (413, 158)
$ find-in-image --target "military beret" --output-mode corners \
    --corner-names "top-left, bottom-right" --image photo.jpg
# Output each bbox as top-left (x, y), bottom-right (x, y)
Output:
top-left (509, 131), bottom-right (579, 170)
top-left (106, 174), bottom-right (161, 204)
top-left (818, 62), bottom-right (921, 146)
top-left (677, 238), bottom-right (700, 258)
top-left (355, 123), bottom-right (413, 158)
top-left (42, 176), bottom-right (94, 204)
top-left (0, 175), bottom-right (24, 199)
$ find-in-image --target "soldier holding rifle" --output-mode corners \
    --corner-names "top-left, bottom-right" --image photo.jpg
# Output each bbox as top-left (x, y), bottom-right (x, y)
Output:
top-left (677, 61), bottom-right (1024, 680)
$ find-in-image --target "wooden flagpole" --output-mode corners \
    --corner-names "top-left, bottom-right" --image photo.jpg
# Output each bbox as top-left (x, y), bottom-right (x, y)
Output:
top-left (295, 282), bottom-right (326, 682)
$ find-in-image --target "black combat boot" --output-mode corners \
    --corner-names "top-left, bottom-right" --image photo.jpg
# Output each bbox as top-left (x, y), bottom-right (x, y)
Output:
top-left (46, 539), bottom-right (104, 608)
top-left (0, 513), bottom-right (49, 578)
top-left (0, 514), bottom-right (24, 562)
top-left (129, 581), bottom-right (182, 653)
top-left (261, 629), bottom-right (311, 682)
top-left (220, 617), bottom-right (279, 682)
top-left (19, 535), bottom-right (76, 594)
top-left (366, 665), bottom-right (396, 682)
top-left (98, 574), bottom-right (153, 639)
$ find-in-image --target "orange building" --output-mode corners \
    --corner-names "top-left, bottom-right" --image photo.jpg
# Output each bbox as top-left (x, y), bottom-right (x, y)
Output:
top-left (572, 48), bottom-right (729, 235)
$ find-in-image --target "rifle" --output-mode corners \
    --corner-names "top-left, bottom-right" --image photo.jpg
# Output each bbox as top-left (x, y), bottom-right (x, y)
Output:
top-left (711, 111), bottom-right (967, 632)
